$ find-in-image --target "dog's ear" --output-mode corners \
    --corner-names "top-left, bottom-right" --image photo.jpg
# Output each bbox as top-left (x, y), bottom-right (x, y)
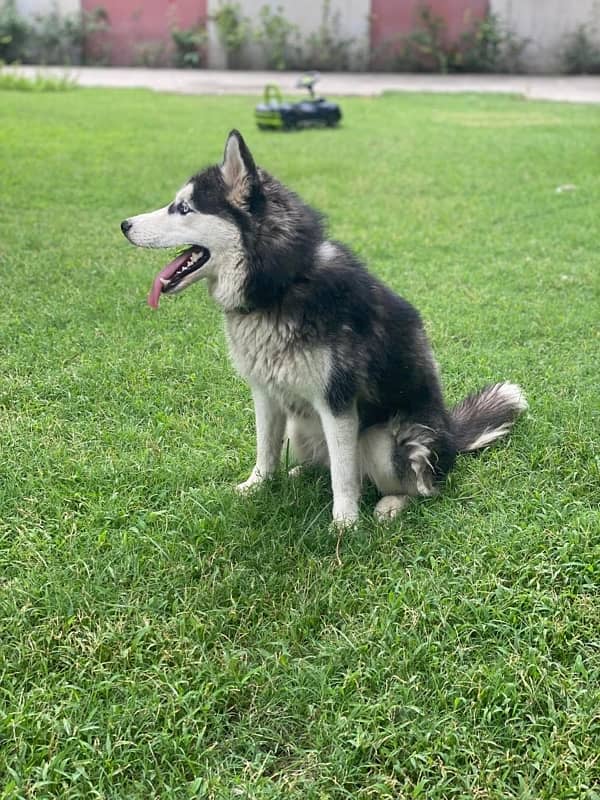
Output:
top-left (221, 130), bottom-right (259, 209)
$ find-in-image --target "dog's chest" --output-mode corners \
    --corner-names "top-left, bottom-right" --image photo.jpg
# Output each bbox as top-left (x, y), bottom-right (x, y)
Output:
top-left (225, 312), bottom-right (328, 409)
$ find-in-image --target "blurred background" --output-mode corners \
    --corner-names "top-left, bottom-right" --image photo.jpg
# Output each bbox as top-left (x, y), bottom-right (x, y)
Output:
top-left (3, 0), bottom-right (600, 75)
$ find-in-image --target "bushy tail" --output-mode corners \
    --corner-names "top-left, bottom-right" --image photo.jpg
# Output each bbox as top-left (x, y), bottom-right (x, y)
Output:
top-left (451, 382), bottom-right (527, 453)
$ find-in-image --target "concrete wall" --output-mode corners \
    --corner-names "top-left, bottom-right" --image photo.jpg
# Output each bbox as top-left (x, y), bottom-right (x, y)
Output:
top-left (491, 0), bottom-right (600, 72)
top-left (19, 0), bottom-right (599, 72)
top-left (206, 0), bottom-right (370, 69)
top-left (371, 0), bottom-right (488, 53)
top-left (81, 0), bottom-right (207, 66)
top-left (16, 0), bottom-right (79, 17)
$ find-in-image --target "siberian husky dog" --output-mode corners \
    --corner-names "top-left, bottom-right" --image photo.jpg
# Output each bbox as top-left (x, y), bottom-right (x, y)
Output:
top-left (121, 130), bottom-right (527, 526)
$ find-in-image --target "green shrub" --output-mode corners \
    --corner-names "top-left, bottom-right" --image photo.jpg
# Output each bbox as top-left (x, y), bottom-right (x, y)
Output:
top-left (133, 40), bottom-right (169, 68)
top-left (455, 12), bottom-right (529, 73)
top-left (405, 4), bottom-right (448, 72)
top-left (0, 63), bottom-right (77, 90)
top-left (211, 2), bottom-right (249, 69)
top-left (0, 2), bottom-right (109, 66)
top-left (255, 4), bottom-right (300, 71)
top-left (300, 0), bottom-right (357, 71)
top-left (0, 0), bottom-right (29, 62)
top-left (79, 6), bottom-right (111, 66)
top-left (28, 6), bottom-right (83, 64)
top-left (171, 21), bottom-right (208, 68)
top-left (562, 24), bottom-right (600, 74)
top-left (372, 5), bottom-right (528, 74)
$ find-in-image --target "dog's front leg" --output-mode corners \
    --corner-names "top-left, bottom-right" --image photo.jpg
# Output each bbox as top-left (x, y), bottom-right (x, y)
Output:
top-left (316, 403), bottom-right (360, 526)
top-left (236, 385), bottom-right (285, 493)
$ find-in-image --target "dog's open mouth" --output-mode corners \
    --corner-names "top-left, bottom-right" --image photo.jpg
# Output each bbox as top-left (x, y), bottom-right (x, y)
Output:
top-left (148, 246), bottom-right (210, 309)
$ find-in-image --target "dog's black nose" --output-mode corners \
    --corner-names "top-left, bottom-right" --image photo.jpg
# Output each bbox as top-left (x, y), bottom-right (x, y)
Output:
top-left (121, 219), bottom-right (132, 234)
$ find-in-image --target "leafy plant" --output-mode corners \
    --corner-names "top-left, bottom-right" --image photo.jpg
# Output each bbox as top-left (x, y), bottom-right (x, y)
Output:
top-left (133, 40), bottom-right (169, 68)
top-left (255, 4), bottom-right (299, 71)
top-left (79, 6), bottom-right (111, 66)
top-left (562, 24), bottom-right (600, 74)
top-left (0, 0), bottom-right (29, 63)
top-left (455, 12), bottom-right (529, 73)
top-left (211, 2), bottom-right (249, 69)
top-left (28, 6), bottom-right (84, 64)
top-left (0, 62), bottom-right (77, 90)
top-left (0, 3), bottom-right (110, 66)
top-left (171, 22), bottom-right (208, 68)
top-left (405, 4), bottom-right (448, 72)
top-left (373, 5), bottom-right (528, 74)
top-left (301, 0), bottom-right (356, 71)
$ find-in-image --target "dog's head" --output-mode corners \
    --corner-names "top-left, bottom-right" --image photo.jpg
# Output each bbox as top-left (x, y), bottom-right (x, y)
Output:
top-left (121, 129), bottom-right (261, 309)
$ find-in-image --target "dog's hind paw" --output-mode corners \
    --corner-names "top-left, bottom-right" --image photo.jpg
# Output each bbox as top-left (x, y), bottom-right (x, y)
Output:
top-left (374, 495), bottom-right (409, 522)
top-left (287, 465), bottom-right (304, 479)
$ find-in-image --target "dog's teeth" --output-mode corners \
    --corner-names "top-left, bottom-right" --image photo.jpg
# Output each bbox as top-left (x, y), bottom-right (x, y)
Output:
top-left (159, 278), bottom-right (170, 287)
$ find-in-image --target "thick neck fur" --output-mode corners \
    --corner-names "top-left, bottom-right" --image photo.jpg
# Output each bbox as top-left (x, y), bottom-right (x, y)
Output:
top-left (241, 170), bottom-right (325, 311)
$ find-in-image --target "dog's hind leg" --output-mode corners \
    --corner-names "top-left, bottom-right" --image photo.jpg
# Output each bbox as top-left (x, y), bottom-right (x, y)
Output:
top-left (360, 424), bottom-right (410, 520)
top-left (360, 424), bottom-right (401, 493)
top-left (360, 420), bottom-right (454, 519)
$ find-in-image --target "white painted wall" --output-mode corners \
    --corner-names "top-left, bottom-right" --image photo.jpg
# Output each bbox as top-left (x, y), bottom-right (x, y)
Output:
top-left (491, 0), bottom-right (600, 72)
top-left (206, 0), bottom-right (370, 69)
top-left (16, 0), bottom-right (80, 18)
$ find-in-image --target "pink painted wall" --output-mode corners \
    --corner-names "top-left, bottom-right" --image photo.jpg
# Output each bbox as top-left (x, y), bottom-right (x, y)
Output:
top-left (82, 0), bottom-right (207, 66)
top-left (82, 0), bottom-right (487, 68)
top-left (371, 0), bottom-right (488, 53)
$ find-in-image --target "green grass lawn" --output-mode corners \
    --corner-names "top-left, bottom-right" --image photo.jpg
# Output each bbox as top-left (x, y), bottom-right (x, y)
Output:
top-left (0, 87), bottom-right (599, 799)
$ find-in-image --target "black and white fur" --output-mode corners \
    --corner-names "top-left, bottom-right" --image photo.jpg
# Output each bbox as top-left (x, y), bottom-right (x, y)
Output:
top-left (122, 130), bottom-right (527, 526)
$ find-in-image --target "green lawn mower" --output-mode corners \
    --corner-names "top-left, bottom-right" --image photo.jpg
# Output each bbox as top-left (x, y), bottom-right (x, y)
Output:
top-left (255, 73), bottom-right (342, 131)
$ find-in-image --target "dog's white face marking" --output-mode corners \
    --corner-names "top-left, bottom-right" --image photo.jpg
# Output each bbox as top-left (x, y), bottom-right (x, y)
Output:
top-left (125, 180), bottom-right (247, 305)
top-left (127, 181), bottom-right (239, 253)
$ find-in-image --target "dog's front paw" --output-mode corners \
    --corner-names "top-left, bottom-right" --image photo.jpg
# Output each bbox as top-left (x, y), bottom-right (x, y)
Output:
top-left (332, 498), bottom-right (359, 528)
top-left (235, 467), bottom-right (267, 494)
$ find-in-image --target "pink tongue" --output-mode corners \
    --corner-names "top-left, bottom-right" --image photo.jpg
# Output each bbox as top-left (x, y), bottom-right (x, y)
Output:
top-left (147, 249), bottom-right (194, 309)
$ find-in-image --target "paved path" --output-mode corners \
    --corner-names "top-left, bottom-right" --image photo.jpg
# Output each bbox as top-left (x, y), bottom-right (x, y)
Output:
top-left (7, 65), bottom-right (600, 104)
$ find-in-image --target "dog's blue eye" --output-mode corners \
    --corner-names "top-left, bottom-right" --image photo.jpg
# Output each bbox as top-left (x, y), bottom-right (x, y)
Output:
top-left (178, 201), bottom-right (192, 215)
